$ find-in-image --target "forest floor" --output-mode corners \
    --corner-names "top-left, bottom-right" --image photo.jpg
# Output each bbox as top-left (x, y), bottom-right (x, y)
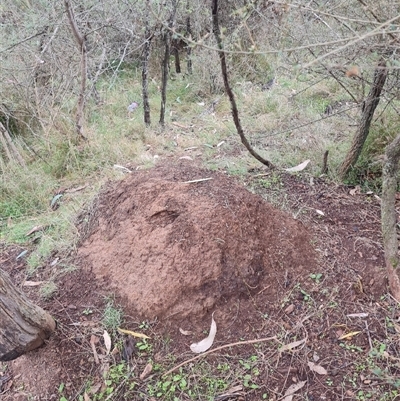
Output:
top-left (1, 158), bottom-right (400, 401)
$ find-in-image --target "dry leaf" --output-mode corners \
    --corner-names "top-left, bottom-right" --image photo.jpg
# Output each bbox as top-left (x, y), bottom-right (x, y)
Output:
top-left (285, 160), bottom-right (310, 172)
top-left (280, 338), bottom-right (306, 353)
top-left (117, 327), bottom-right (150, 339)
top-left (308, 361), bottom-right (327, 375)
top-left (190, 313), bottom-right (217, 353)
top-left (103, 330), bottom-right (112, 355)
top-left (179, 156), bottom-right (193, 160)
top-left (338, 331), bottom-right (361, 340)
top-left (140, 363), bottom-right (153, 380)
top-left (16, 250), bottom-right (28, 260)
top-left (282, 380), bottom-right (306, 401)
top-left (315, 209), bottom-right (325, 216)
top-left (26, 225), bottom-right (46, 236)
top-left (90, 335), bottom-right (100, 364)
top-left (88, 382), bottom-right (102, 395)
top-left (346, 313), bottom-right (368, 318)
top-left (349, 185), bottom-right (361, 196)
top-left (113, 164), bottom-right (132, 173)
top-left (215, 385), bottom-right (243, 400)
top-left (84, 392), bottom-right (91, 401)
top-left (284, 304), bottom-right (295, 314)
top-left (179, 328), bottom-right (193, 336)
top-left (23, 281), bottom-right (43, 286)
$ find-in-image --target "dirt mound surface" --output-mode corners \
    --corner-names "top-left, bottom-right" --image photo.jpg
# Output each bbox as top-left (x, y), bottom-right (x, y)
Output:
top-left (78, 164), bottom-right (317, 324)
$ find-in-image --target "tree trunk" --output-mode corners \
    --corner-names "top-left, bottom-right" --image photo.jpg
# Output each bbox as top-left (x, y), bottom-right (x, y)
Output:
top-left (211, 0), bottom-right (274, 168)
top-left (0, 122), bottom-right (26, 167)
top-left (172, 41), bottom-right (181, 74)
top-left (0, 269), bottom-right (56, 361)
top-left (159, 0), bottom-right (177, 127)
top-left (185, 0), bottom-right (193, 75)
top-left (338, 59), bottom-right (387, 179)
top-left (381, 133), bottom-right (400, 301)
top-left (64, 0), bottom-right (87, 140)
top-left (142, 0), bottom-right (152, 126)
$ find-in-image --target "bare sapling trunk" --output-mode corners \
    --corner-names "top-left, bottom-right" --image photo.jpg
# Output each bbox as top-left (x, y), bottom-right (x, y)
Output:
top-left (211, 0), bottom-right (273, 168)
top-left (381, 134), bottom-right (400, 301)
top-left (0, 121), bottom-right (26, 167)
top-left (338, 59), bottom-right (387, 179)
top-left (64, 0), bottom-right (87, 140)
top-left (0, 269), bottom-right (56, 361)
top-left (142, 0), bottom-right (152, 126)
top-left (159, 0), bottom-right (177, 127)
top-left (185, 0), bottom-right (193, 75)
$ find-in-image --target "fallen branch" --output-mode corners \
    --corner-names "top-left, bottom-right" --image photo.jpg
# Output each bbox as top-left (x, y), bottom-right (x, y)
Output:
top-left (162, 335), bottom-right (277, 377)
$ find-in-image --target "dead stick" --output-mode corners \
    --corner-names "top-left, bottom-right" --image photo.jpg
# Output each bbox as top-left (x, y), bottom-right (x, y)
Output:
top-left (162, 335), bottom-right (277, 377)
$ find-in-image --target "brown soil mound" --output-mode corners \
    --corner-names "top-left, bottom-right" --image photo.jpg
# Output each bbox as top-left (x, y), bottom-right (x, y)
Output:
top-left (78, 164), bottom-right (317, 325)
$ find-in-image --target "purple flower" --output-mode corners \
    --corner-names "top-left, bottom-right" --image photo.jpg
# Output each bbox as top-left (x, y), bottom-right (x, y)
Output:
top-left (127, 102), bottom-right (139, 112)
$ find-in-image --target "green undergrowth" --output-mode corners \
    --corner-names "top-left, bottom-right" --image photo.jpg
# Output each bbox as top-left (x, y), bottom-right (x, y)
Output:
top-left (1, 67), bottom-right (399, 290)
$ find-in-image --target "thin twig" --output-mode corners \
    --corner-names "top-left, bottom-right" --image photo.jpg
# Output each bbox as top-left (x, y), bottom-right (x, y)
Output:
top-left (162, 335), bottom-right (277, 377)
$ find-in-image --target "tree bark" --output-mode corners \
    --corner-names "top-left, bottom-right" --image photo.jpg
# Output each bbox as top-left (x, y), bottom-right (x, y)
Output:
top-left (0, 269), bottom-right (56, 361)
top-left (159, 0), bottom-right (177, 127)
top-left (211, 0), bottom-right (273, 168)
top-left (185, 0), bottom-right (193, 75)
top-left (381, 133), bottom-right (400, 301)
top-left (64, 0), bottom-right (87, 140)
top-left (142, 0), bottom-right (152, 126)
top-left (0, 121), bottom-right (26, 167)
top-left (338, 59), bottom-right (387, 179)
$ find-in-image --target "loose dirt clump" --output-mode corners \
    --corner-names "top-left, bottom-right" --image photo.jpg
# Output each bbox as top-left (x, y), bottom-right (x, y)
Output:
top-left (78, 164), bottom-right (317, 326)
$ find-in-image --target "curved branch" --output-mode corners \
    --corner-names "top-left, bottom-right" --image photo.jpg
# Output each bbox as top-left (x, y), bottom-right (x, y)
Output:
top-left (211, 0), bottom-right (273, 168)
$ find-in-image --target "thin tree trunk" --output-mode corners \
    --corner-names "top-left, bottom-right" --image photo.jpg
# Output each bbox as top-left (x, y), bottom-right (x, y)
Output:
top-left (142, 0), bottom-right (152, 126)
top-left (159, 0), bottom-right (177, 127)
top-left (381, 133), bottom-right (400, 301)
top-left (0, 122), bottom-right (26, 167)
top-left (172, 41), bottom-right (181, 74)
top-left (64, 0), bottom-right (87, 140)
top-left (211, 0), bottom-right (273, 168)
top-left (185, 0), bottom-right (193, 75)
top-left (0, 269), bottom-right (56, 361)
top-left (338, 59), bottom-right (387, 179)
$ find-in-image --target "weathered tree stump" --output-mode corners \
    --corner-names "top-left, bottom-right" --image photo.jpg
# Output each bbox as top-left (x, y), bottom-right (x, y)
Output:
top-left (0, 269), bottom-right (56, 361)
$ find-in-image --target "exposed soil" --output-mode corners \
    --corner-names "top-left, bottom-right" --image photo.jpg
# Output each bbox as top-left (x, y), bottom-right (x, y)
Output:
top-left (78, 164), bottom-right (316, 326)
top-left (1, 162), bottom-right (399, 401)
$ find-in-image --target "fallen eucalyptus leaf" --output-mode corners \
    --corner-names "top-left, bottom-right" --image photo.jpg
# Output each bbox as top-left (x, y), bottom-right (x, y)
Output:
top-left (90, 335), bottom-right (100, 364)
top-left (103, 330), bottom-right (112, 355)
top-left (118, 327), bottom-right (150, 339)
top-left (346, 313), bottom-right (368, 318)
top-left (190, 313), bottom-right (217, 353)
top-left (179, 328), bottom-right (193, 336)
top-left (50, 194), bottom-right (63, 209)
top-left (338, 331), bottom-right (361, 340)
top-left (308, 361), bottom-right (327, 375)
top-left (279, 337), bottom-right (306, 353)
top-left (284, 304), bottom-right (295, 314)
top-left (23, 281), bottom-right (43, 287)
top-left (282, 380), bottom-right (306, 401)
top-left (285, 160), bottom-right (310, 173)
top-left (16, 250), bottom-right (28, 260)
top-left (140, 363), bottom-right (153, 380)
